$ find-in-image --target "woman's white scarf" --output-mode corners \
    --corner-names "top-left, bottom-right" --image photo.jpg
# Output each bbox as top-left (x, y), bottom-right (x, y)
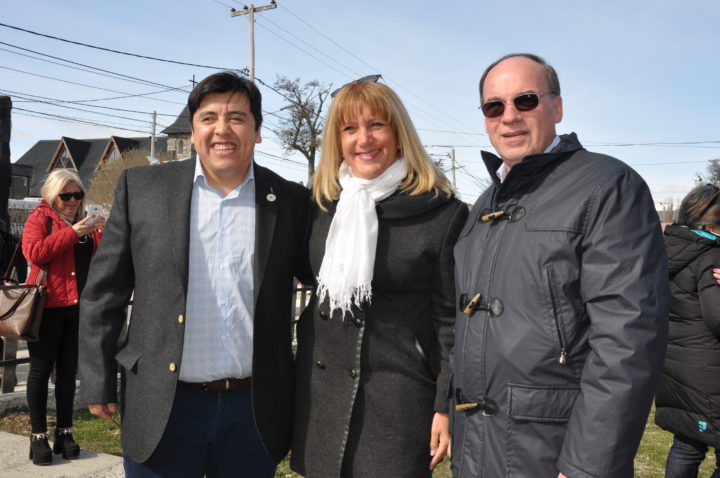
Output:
top-left (317, 158), bottom-right (408, 316)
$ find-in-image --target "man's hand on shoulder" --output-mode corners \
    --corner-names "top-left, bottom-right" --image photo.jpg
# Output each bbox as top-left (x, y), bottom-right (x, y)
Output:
top-left (558, 473), bottom-right (568, 478)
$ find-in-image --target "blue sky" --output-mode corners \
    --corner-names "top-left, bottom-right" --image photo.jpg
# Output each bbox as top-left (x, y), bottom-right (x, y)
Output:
top-left (3, 0), bottom-right (718, 205)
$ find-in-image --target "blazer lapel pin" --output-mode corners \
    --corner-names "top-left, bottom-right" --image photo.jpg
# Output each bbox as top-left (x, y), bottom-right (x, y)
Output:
top-left (267, 187), bottom-right (276, 202)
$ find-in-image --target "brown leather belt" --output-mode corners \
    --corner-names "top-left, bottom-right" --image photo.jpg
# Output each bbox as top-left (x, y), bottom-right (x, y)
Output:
top-left (178, 377), bottom-right (252, 392)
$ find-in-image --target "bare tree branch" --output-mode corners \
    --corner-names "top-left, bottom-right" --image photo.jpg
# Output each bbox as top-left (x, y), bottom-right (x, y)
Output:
top-left (273, 75), bottom-right (332, 184)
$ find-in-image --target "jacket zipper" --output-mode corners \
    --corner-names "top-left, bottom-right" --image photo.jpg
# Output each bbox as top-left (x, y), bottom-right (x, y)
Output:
top-left (545, 268), bottom-right (568, 365)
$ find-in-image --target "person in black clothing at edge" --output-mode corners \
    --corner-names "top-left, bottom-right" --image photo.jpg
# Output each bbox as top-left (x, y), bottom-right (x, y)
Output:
top-left (655, 184), bottom-right (720, 478)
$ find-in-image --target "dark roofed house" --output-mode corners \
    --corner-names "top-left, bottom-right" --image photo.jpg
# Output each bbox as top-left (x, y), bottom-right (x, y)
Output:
top-left (16, 135), bottom-right (172, 197)
top-left (14, 104), bottom-right (193, 198)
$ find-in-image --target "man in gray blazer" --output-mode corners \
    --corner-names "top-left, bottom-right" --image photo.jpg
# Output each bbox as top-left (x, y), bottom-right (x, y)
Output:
top-left (78, 72), bottom-right (310, 477)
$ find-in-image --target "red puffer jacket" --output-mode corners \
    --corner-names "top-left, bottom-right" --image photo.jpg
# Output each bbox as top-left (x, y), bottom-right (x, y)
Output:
top-left (22, 200), bottom-right (102, 308)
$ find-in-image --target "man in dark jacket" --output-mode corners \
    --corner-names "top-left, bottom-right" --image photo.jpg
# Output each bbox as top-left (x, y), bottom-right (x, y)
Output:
top-left (451, 53), bottom-right (669, 478)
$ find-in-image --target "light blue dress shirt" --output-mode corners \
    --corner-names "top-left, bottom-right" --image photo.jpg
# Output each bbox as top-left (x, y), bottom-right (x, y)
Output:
top-left (179, 158), bottom-right (256, 382)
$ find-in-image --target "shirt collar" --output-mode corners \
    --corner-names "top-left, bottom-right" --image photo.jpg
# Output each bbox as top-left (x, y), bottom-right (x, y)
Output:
top-left (495, 135), bottom-right (561, 183)
top-left (193, 156), bottom-right (255, 195)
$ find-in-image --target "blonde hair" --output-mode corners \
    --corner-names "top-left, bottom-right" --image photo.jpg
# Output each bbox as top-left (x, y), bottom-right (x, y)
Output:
top-left (41, 169), bottom-right (86, 223)
top-left (313, 82), bottom-right (453, 208)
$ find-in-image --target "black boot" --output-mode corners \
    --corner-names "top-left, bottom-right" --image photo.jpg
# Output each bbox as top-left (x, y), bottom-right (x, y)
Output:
top-left (29, 433), bottom-right (52, 465)
top-left (53, 428), bottom-right (80, 460)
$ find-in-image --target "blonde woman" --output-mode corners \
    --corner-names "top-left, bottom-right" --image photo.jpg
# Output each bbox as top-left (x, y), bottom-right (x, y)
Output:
top-left (21, 169), bottom-right (104, 465)
top-left (291, 82), bottom-right (468, 477)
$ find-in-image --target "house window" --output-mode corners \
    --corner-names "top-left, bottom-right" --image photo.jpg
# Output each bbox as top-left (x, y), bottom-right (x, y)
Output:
top-left (55, 148), bottom-right (75, 169)
top-left (177, 140), bottom-right (184, 155)
top-left (11, 175), bottom-right (29, 199)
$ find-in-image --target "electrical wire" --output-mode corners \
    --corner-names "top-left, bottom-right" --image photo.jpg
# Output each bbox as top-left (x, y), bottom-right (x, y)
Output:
top-left (0, 43), bottom-right (178, 90)
top-left (255, 16), bottom-right (360, 79)
top-left (0, 65), bottom-right (185, 106)
top-left (0, 88), bottom-right (181, 117)
top-left (0, 22), bottom-right (243, 70)
top-left (14, 107), bottom-right (153, 134)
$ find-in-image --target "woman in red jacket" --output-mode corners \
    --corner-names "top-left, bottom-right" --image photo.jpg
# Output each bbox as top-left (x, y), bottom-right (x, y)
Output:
top-left (22, 169), bottom-right (104, 466)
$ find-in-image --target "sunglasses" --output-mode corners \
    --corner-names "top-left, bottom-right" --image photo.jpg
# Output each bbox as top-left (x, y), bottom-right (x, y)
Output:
top-left (58, 191), bottom-right (84, 201)
top-left (480, 92), bottom-right (552, 118)
top-left (331, 74), bottom-right (382, 98)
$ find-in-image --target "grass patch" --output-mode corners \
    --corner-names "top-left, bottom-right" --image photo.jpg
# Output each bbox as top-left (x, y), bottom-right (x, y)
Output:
top-left (0, 405), bottom-right (715, 476)
top-left (0, 409), bottom-right (122, 456)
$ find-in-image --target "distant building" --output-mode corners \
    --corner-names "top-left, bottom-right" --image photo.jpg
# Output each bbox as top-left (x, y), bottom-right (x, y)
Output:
top-left (14, 105), bottom-right (193, 198)
top-left (161, 105), bottom-right (192, 158)
top-left (15, 136), bottom-right (169, 197)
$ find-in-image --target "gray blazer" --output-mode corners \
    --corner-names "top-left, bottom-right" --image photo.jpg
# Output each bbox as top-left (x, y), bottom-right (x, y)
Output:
top-left (78, 158), bottom-right (310, 463)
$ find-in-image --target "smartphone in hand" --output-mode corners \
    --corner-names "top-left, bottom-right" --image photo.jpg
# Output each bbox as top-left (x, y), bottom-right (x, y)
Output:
top-left (86, 204), bottom-right (103, 226)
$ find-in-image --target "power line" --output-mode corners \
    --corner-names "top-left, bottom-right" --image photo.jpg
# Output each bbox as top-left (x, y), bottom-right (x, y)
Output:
top-left (63, 87), bottom-right (188, 104)
top-left (0, 88), bottom-right (181, 117)
top-left (0, 42), bottom-right (177, 90)
top-left (0, 65), bottom-right (185, 106)
top-left (0, 22), bottom-right (243, 71)
top-left (1, 90), bottom-right (168, 126)
top-left (209, 0), bottom-right (236, 8)
top-left (274, 4), bottom-right (483, 145)
top-left (418, 128), bottom-right (485, 136)
top-left (14, 107), bottom-right (153, 134)
top-left (255, 16), bottom-right (360, 79)
top-left (0, 22), bottom-right (323, 121)
top-left (254, 20), bottom-right (356, 80)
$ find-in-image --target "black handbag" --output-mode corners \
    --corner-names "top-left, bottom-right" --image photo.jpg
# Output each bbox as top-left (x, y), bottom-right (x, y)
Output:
top-left (0, 219), bottom-right (50, 342)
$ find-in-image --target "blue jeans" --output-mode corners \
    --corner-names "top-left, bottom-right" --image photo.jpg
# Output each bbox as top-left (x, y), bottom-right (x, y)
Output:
top-left (665, 434), bottom-right (720, 478)
top-left (123, 383), bottom-right (276, 478)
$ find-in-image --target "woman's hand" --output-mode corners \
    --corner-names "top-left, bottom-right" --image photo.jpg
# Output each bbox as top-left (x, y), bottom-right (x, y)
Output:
top-left (429, 412), bottom-right (450, 470)
top-left (93, 216), bottom-right (107, 233)
top-left (72, 216), bottom-right (99, 238)
top-left (714, 268), bottom-right (720, 284)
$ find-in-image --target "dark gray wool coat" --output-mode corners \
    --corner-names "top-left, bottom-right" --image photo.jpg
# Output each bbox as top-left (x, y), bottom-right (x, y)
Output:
top-left (452, 134), bottom-right (669, 478)
top-left (290, 191), bottom-right (468, 478)
top-left (655, 225), bottom-right (720, 447)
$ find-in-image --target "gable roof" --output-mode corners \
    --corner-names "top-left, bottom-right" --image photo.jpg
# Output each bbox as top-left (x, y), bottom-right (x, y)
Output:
top-left (161, 106), bottom-right (191, 135)
top-left (16, 136), bottom-right (169, 197)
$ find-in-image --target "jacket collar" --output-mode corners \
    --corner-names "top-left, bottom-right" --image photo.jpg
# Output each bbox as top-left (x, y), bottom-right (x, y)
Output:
top-left (482, 133), bottom-right (584, 201)
top-left (664, 224), bottom-right (718, 278)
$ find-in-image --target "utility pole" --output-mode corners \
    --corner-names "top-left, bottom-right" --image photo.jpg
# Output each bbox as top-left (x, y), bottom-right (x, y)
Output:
top-left (230, 1), bottom-right (277, 82)
top-left (450, 147), bottom-right (456, 189)
top-left (150, 111), bottom-right (157, 158)
top-left (425, 144), bottom-right (457, 189)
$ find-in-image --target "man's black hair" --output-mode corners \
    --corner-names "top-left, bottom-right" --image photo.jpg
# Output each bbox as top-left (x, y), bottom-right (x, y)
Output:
top-left (188, 71), bottom-right (263, 131)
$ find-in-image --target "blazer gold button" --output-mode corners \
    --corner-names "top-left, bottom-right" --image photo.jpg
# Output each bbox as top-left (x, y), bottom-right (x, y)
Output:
top-left (354, 318), bottom-right (363, 328)
top-left (71, 272), bottom-right (75, 276)
top-left (315, 361), bottom-right (325, 369)
top-left (74, 299), bottom-right (78, 303)
top-left (178, 314), bottom-right (184, 324)
top-left (169, 362), bottom-right (177, 372)
top-left (349, 369), bottom-right (358, 379)
top-left (319, 311), bottom-right (328, 320)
